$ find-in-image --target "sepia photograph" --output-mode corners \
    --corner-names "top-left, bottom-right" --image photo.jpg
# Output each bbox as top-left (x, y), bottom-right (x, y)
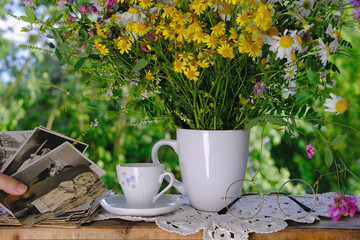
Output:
top-left (4, 165), bottom-right (107, 226)
top-left (0, 131), bottom-right (32, 172)
top-left (11, 141), bottom-right (105, 185)
top-left (2, 127), bottom-right (88, 176)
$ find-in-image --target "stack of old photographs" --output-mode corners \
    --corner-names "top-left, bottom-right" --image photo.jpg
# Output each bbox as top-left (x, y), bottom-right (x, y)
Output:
top-left (0, 126), bottom-right (108, 227)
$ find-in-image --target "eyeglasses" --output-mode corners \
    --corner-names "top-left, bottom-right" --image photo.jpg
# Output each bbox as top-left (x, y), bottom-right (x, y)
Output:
top-left (218, 179), bottom-right (317, 220)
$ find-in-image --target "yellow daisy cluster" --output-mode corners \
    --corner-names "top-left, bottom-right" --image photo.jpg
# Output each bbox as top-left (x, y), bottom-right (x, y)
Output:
top-left (95, 38), bottom-right (109, 56)
top-left (93, 0), bottom-right (273, 81)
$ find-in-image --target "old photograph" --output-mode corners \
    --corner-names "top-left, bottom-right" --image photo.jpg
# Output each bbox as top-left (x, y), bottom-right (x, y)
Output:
top-left (12, 141), bottom-right (105, 185)
top-left (2, 127), bottom-right (88, 175)
top-left (0, 131), bottom-right (32, 172)
top-left (4, 165), bottom-right (107, 226)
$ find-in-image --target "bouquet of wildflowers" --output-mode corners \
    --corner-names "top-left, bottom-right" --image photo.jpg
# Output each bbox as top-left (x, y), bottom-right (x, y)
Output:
top-left (20, 0), bottom-right (358, 160)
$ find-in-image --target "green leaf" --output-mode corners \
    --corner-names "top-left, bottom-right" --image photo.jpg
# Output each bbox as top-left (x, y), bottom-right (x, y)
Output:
top-left (74, 58), bottom-right (85, 71)
top-left (55, 48), bottom-right (62, 61)
top-left (243, 117), bottom-right (261, 130)
top-left (25, 7), bottom-right (36, 22)
top-left (133, 58), bottom-right (149, 72)
top-left (298, 105), bottom-right (307, 118)
top-left (330, 135), bottom-right (347, 147)
top-left (325, 147), bottom-right (333, 167)
top-left (265, 115), bottom-right (287, 126)
top-left (20, 16), bottom-right (31, 22)
top-left (21, 27), bottom-right (30, 32)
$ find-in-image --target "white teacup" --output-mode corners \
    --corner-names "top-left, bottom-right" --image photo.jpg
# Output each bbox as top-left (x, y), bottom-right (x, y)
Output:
top-left (116, 163), bottom-right (175, 209)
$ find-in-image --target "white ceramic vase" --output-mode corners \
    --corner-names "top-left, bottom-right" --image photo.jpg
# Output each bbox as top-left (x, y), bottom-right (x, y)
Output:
top-left (151, 129), bottom-right (249, 211)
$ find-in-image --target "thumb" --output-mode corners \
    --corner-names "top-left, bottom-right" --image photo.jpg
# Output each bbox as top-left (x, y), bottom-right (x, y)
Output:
top-left (0, 174), bottom-right (28, 195)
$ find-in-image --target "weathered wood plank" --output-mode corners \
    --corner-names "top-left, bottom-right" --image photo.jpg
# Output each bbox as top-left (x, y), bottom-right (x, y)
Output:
top-left (0, 216), bottom-right (360, 240)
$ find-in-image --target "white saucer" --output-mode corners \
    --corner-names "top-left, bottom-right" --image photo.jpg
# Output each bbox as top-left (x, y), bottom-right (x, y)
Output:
top-left (100, 194), bottom-right (182, 217)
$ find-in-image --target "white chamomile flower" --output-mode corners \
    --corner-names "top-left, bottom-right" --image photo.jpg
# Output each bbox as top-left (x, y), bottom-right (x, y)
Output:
top-left (317, 38), bottom-right (331, 66)
top-left (267, 0), bottom-right (281, 3)
top-left (294, 0), bottom-right (314, 16)
top-left (324, 93), bottom-right (348, 115)
top-left (269, 29), bottom-right (300, 60)
top-left (217, 2), bottom-right (232, 21)
top-left (150, 3), bottom-right (166, 14)
top-left (119, 6), bottom-right (146, 25)
top-left (284, 63), bottom-right (298, 81)
top-left (326, 24), bottom-right (341, 52)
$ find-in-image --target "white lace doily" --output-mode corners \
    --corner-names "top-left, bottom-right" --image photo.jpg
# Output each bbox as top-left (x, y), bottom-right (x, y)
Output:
top-left (93, 192), bottom-right (352, 240)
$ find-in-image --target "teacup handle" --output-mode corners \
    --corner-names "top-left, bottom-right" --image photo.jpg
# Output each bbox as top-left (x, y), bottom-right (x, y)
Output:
top-left (153, 172), bottom-right (175, 204)
top-left (151, 139), bottom-right (187, 195)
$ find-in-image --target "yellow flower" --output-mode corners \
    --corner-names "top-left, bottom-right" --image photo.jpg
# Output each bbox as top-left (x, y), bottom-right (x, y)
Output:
top-left (99, 44), bottom-right (109, 56)
top-left (132, 22), bottom-right (148, 35)
top-left (126, 21), bottom-right (137, 31)
top-left (238, 34), bottom-right (251, 53)
top-left (248, 42), bottom-right (261, 57)
top-left (246, 24), bottom-right (260, 35)
top-left (115, 37), bottom-right (133, 54)
top-left (96, 24), bottom-right (108, 39)
top-left (203, 35), bottom-right (218, 49)
top-left (139, 0), bottom-right (152, 9)
top-left (193, 31), bottom-right (206, 44)
top-left (236, 11), bottom-right (248, 27)
top-left (174, 60), bottom-right (187, 73)
top-left (211, 22), bottom-right (226, 37)
top-left (229, 28), bottom-right (239, 41)
top-left (145, 70), bottom-right (155, 81)
top-left (163, 27), bottom-right (176, 40)
top-left (189, 20), bottom-right (204, 33)
top-left (217, 43), bottom-right (234, 59)
top-left (184, 66), bottom-right (200, 81)
top-left (197, 60), bottom-right (210, 68)
top-left (178, 51), bottom-right (194, 63)
top-left (162, 5), bottom-right (175, 19)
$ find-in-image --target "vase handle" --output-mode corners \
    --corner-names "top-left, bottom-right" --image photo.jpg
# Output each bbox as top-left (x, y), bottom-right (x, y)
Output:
top-left (151, 139), bottom-right (187, 196)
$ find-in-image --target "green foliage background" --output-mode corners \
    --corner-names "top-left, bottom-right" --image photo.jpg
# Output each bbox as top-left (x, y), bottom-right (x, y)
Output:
top-left (1, 2), bottom-right (360, 195)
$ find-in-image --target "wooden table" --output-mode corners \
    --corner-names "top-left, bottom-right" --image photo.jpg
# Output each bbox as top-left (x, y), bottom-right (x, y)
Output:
top-left (0, 215), bottom-right (360, 240)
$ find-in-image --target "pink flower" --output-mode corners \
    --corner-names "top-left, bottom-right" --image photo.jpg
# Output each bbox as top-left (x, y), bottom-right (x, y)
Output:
top-left (68, 14), bottom-right (76, 22)
top-left (140, 46), bottom-right (148, 52)
top-left (327, 192), bottom-right (359, 221)
top-left (58, 0), bottom-right (67, 8)
top-left (306, 144), bottom-right (315, 159)
top-left (62, 32), bottom-right (70, 38)
top-left (79, 4), bottom-right (90, 13)
top-left (106, 89), bottom-right (114, 96)
top-left (147, 32), bottom-right (155, 40)
top-left (24, 0), bottom-right (35, 7)
top-left (77, 45), bottom-right (86, 51)
top-left (89, 29), bottom-right (94, 37)
top-left (91, 5), bottom-right (100, 14)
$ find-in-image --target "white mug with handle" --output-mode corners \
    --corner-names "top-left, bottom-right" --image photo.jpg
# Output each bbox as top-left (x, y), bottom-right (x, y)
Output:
top-left (151, 129), bottom-right (250, 211)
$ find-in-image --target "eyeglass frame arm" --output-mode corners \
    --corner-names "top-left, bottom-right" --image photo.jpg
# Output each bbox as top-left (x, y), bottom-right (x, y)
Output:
top-left (218, 192), bottom-right (312, 215)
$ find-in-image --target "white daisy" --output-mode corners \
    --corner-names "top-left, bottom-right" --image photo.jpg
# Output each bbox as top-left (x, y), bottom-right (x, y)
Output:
top-left (218, 2), bottom-right (232, 22)
top-left (269, 29), bottom-right (300, 60)
top-left (326, 24), bottom-right (341, 52)
top-left (317, 38), bottom-right (331, 66)
top-left (294, 0), bottom-right (314, 16)
top-left (324, 93), bottom-right (348, 115)
top-left (118, 6), bottom-right (147, 25)
top-left (150, 3), bottom-right (166, 14)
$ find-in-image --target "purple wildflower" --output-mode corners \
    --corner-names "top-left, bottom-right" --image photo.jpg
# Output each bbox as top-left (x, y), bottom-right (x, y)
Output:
top-left (253, 82), bottom-right (268, 94)
top-left (91, 5), bottom-right (100, 14)
top-left (58, 0), bottom-right (67, 8)
top-left (89, 29), bottom-right (94, 37)
top-left (141, 45), bottom-right (148, 52)
top-left (147, 32), bottom-right (155, 40)
top-left (68, 14), bottom-right (75, 22)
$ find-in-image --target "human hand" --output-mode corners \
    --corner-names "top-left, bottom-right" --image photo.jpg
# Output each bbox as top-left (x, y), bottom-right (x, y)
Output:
top-left (0, 173), bottom-right (28, 195)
